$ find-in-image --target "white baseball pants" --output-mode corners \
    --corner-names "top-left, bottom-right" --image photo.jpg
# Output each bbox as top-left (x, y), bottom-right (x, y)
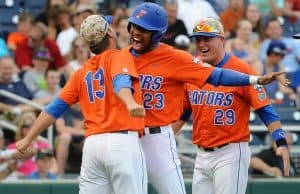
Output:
top-left (141, 125), bottom-right (186, 194)
top-left (79, 132), bottom-right (147, 194)
top-left (192, 142), bottom-right (251, 194)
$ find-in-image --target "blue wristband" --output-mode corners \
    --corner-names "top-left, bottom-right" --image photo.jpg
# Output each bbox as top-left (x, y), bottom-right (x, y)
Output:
top-left (271, 129), bottom-right (286, 141)
top-left (271, 129), bottom-right (288, 147)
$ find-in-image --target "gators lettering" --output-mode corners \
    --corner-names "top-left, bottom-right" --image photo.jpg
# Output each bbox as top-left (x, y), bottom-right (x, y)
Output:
top-left (188, 90), bottom-right (234, 107)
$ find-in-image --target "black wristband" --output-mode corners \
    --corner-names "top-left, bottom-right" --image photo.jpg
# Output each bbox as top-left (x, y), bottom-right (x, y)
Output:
top-left (276, 138), bottom-right (288, 147)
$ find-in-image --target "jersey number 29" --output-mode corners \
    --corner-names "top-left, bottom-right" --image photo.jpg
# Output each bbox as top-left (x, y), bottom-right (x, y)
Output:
top-left (214, 109), bottom-right (235, 125)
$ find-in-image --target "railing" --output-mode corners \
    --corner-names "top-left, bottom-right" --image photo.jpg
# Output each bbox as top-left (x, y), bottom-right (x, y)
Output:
top-left (0, 89), bottom-right (53, 148)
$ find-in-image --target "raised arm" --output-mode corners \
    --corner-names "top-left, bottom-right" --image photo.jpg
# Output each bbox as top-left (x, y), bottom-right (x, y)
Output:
top-left (207, 68), bottom-right (290, 87)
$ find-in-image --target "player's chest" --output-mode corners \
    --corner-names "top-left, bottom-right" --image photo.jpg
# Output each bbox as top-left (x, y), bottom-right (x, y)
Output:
top-left (186, 84), bottom-right (242, 107)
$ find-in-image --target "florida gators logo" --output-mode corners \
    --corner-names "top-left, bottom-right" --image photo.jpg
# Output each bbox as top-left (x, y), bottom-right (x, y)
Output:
top-left (136, 9), bottom-right (147, 18)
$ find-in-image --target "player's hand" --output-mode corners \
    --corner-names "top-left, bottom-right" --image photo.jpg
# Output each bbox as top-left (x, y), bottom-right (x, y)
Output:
top-left (258, 72), bottom-right (290, 86)
top-left (16, 138), bottom-right (33, 155)
top-left (276, 146), bottom-right (290, 176)
top-left (127, 103), bottom-right (145, 117)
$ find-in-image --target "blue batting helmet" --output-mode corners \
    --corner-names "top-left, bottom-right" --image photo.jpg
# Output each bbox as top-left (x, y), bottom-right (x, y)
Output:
top-left (128, 2), bottom-right (168, 43)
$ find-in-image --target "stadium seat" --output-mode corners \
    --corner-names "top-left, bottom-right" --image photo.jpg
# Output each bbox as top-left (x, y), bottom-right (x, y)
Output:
top-left (24, 0), bottom-right (46, 9)
top-left (0, 7), bottom-right (20, 24)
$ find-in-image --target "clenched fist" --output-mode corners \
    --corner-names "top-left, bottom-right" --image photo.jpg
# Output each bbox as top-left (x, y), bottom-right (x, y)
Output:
top-left (127, 103), bottom-right (146, 117)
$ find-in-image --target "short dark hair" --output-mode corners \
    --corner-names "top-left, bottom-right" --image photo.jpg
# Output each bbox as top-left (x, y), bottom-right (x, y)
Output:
top-left (89, 34), bottom-right (109, 54)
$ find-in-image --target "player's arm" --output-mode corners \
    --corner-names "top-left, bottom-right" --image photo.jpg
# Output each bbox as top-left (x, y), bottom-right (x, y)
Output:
top-left (207, 68), bottom-right (290, 86)
top-left (255, 105), bottom-right (290, 176)
top-left (171, 109), bottom-right (192, 134)
top-left (16, 97), bottom-right (70, 154)
top-left (113, 74), bottom-right (145, 117)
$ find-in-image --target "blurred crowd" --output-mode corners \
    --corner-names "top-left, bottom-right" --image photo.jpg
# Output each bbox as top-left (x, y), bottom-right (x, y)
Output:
top-left (1, 0), bottom-right (300, 180)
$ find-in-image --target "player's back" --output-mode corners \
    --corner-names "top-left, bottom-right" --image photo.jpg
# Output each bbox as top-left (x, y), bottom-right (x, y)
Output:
top-left (123, 43), bottom-right (214, 126)
top-left (59, 49), bottom-right (144, 136)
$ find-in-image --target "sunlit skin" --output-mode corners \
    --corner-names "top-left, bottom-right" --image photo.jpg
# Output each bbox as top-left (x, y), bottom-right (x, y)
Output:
top-left (195, 36), bottom-right (226, 66)
top-left (129, 24), bottom-right (157, 54)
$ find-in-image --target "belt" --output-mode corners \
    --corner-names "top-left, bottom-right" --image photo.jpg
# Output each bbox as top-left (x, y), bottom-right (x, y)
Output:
top-left (148, 127), bottom-right (161, 134)
top-left (110, 130), bottom-right (129, 134)
top-left (198, 143), bottom-right (229, 152)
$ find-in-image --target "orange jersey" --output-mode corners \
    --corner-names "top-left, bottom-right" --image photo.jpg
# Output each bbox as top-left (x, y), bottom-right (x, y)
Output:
top-left (58, 49), bottom-right (144, 136)
top-left (7, 32), bottom-right (28, 48)
top-left (123, 43), bottom-right (215, 126)
top-left (183, 54), bottom-right (270, 147)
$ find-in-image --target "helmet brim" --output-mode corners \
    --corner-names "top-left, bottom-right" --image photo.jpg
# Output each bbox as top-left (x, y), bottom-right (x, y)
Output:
top-left (190, 32), bottom-right (222, 38)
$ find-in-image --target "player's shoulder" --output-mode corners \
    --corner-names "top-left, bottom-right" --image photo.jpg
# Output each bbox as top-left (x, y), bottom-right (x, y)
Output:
top-left (227, 54), bottom-right (256, 74)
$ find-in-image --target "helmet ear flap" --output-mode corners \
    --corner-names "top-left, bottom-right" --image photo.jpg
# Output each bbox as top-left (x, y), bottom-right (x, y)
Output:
top-left (151, 32), bottom-right (163, 43)
top-left (127, 23), bottom-right (132, 33)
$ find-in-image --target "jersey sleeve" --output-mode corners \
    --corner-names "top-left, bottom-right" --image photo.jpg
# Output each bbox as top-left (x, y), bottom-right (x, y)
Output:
top-left (58, 70), bottom-right (80, 106)
top-left (183, 83), bottom-right (191, 109)
top-left (170, 50), bottom-right (215, 87)
top-left (110, 50), bottom-right (138, 80)
top-left (243, 67), bottom-right (270, 110)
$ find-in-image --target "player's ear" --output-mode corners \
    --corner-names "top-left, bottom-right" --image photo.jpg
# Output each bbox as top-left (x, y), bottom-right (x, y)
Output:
top-left (107, 27), bottom-right (117, 40)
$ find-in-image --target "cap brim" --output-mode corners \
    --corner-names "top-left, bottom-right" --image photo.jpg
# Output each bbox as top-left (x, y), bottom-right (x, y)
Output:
top-left (293, 32), bottom-right (300, 39)
top-left (189, 32), bottom-right (219, 38)
top-left (103, 15), bottom-right (113, 24)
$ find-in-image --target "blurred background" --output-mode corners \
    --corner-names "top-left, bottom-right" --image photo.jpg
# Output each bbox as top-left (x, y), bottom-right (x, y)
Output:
top-left (0, 0), bottom-right (300, 194)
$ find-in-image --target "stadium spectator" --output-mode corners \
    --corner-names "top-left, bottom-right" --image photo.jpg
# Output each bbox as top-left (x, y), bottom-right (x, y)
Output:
top-left (55, 104), bottom-right (84, 174)
top-left (6, 12), bottom-right (34, 52)
top-left (250, 132), bottom-right (298, 177)
top-left (27, 149), bottom-right (57, 179)
top-left (72, 4), bottom-right (96, 33)
top-left (0, 129), bottom-right (35, 180)
top-left (161, 0), bottom-right (188, 46)
top-left (64, 37), bottom-right (90, 80)
top-left (220, 0), bottom-right (245, 38)
top-left (282, 0), bottom-right (300, 36)
top-left (259, 17), bottom-right (300, 73)
top-left (15, 22), bottom-right (65, 71)
top-left (249, 0), bottom-right (285, 17)
top-left (225, 19), bottom-right (262, 72)
top-left (260, 40), bottom-right (296, 102)
top-left (245, 3), bottom-right (265, 41)
top-left (0, 56), bottom-right (32, 105)
top-left (69, 0), bottom-right (98, 14)
top-left (35, 0), bottom-right (68, 40)
top-left (0, 38), bottom-right (10, 58)
top-left (177, 0), bottom-right (219, 35)
top-left (110, 4), bottom-right (130, 33)
top-left (55, 5), bottom-right (78, 61)
top-left (34, 69), bottom-right (61, 100)
top-left (22, 47), bottom-right (52, 95)
top-left (8, 111), bottom-right (58, 177)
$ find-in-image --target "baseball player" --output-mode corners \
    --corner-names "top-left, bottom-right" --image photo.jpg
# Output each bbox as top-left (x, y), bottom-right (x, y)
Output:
top-left (172, 18), bottom-right (290, 194)
top-left (123, 2), bottom-right (290, 194)
top-left (16, 15), bottom-right (147, 194)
